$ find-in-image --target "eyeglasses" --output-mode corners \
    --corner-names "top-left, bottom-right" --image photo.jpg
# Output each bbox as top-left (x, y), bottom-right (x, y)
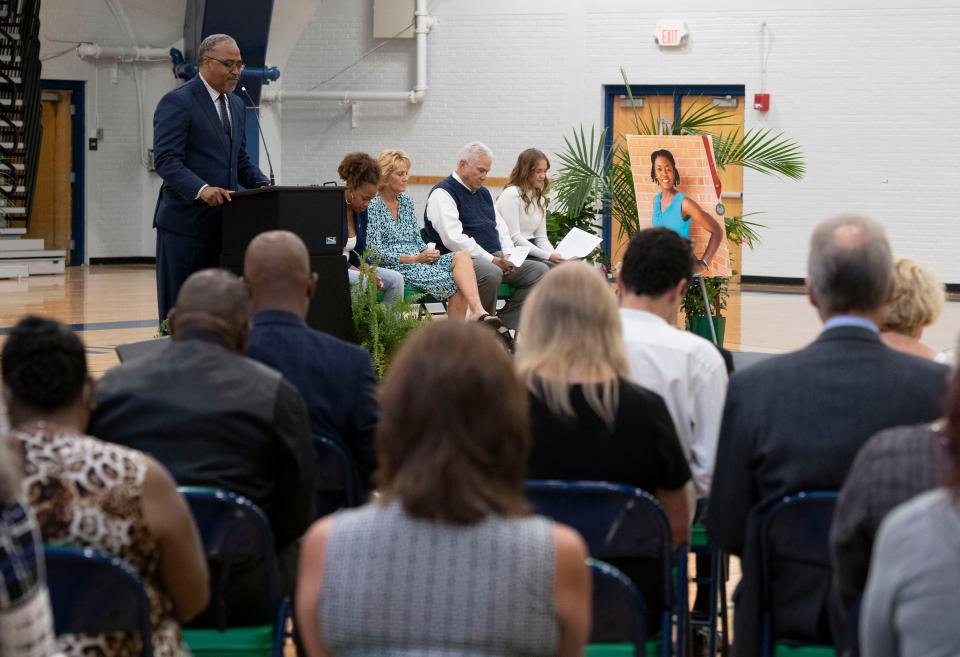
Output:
top-left (205, 56), bottom-right (245, 71)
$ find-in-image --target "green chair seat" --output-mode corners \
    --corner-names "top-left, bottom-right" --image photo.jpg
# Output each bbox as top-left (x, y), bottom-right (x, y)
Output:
top-left (773, 645), bottom-right (836, 657)
top-left (586, 639), bottom-right (661, 657)
top-left (691, 522), bottom-right (709, 548)
top-left (182, 625), bottom-right (274, 657)
top-left (498, 283), bottom-right (515, 297)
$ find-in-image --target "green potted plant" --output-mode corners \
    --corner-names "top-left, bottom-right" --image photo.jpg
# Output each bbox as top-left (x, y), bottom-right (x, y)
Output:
top-left (551, 69), bottom-right (805, 342)
top-left (682, 275), bottom-right (729, 344)
top-left (350, 255), bottom-right (430, 378)
top-left (682, 213), bottom-right (766, 344)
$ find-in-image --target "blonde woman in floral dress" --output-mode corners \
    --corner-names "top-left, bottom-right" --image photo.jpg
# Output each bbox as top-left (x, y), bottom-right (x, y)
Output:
top-left (366, 149), bottom-right (500, 327)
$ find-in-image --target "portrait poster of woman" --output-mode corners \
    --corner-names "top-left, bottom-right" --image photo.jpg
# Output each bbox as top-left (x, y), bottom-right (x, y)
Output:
top-left (625, 134), bottom-right (731, 277)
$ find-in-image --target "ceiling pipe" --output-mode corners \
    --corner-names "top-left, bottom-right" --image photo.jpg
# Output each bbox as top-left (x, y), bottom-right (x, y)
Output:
top-left (263, 0), bottom-right (434, 105)
top-left (76, 43), bottom-right (170, 61)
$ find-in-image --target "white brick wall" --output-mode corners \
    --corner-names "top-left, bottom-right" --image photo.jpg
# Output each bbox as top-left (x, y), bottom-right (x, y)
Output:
top-left (39, 0), bottom-right (180, 261)
top-left (36, 0), bottom-right (960, 285)
top-left (278, 0), bottom-right (960, 284)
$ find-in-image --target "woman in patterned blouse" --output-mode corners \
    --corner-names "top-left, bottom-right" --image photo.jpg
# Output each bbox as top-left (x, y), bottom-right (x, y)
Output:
top-left (3, 316), bottom-right (209, 657)
top-left (0, 438), bottom-right (57, 657)
top-left (366, 148), bottom-right (501, 326)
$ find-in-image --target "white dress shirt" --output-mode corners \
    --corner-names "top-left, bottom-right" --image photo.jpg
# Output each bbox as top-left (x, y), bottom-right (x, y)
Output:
top-left (193, 73), bottom-right (232, 200)
top-left (495, 185), bottom-right (554, 260)
top-left (619, 308), bottom-right (728, 497)
top-left (425, 172), bottom-right (514, 262)
top-left (199, 73), bottom-right (232, 125)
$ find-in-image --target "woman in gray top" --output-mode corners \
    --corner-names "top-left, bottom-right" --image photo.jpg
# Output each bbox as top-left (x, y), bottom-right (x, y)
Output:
top-left (295, 321), bottom-right (591, 657)
top-left (860, 369), bottom-right (960, 657)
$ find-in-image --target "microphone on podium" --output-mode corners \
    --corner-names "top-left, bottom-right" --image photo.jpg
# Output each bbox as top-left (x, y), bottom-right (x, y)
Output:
top-left (240, 85), bottom-right (276, 187)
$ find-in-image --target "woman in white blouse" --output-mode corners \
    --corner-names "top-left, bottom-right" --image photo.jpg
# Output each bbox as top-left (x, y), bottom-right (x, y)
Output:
top-left (495, 148), bottom-right (565, 266)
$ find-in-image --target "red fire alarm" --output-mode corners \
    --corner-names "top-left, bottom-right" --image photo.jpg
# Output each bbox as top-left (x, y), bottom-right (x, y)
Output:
top-left (753, 93), bottom-right (770, 112)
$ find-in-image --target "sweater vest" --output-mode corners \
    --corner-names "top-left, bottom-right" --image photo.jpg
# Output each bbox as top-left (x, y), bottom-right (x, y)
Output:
top-left (423, 176), bottom-right (501, 254)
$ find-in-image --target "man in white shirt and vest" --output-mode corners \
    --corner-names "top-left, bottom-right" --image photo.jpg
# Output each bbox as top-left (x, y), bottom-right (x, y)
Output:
top-left (423, 142), bottom-right (548, 330)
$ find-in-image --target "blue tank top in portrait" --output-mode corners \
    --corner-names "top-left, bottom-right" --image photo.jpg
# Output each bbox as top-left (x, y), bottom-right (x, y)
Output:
top-left (652, 192), bottom-right (690, 239)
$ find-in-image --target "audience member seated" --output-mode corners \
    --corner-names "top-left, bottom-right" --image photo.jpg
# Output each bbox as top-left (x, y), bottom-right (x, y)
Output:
top-left (88, 269), bottom-right (315, 623)
top-left (831, 349), bottom-right (958, 652)
top-left (879, 257), bottom-right (947, 362)
top-left (706, 215), bottom-right (949, 656)
top-left (515, 260), bottom-right (690, 631)
top-left (424, 141), bottom-right (549, 330)
top-left (4, 316), bottom-right (209, 656)
top-left (859, 388), bottom-right (960, 657)
top-left (244, 230), bottom-right (378, 488)
top-left (295, 321), bottom-right (591, 657)
top-left (495, 148), bottom-right (565, 267)
top-left (0, 436), bottom-right (57, 657)
top-left (617, 227), bottom-right (728, 502)
top-left (337, 152), bottom-right (404, 304)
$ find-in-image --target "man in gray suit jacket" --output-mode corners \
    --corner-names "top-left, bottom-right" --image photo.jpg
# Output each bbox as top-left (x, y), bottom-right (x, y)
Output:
top-left (706, 215), bottom-right (948, 657)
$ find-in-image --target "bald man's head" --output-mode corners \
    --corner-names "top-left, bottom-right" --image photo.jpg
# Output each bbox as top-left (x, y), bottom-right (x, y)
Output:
top-left (244, 230), bottom-right (316, 316)
top-left (170, 269), bottom-right (252, 350)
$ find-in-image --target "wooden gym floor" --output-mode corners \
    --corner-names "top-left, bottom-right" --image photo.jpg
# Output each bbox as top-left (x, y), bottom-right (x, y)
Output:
top-left (0, 265), bottom-right (957, 377)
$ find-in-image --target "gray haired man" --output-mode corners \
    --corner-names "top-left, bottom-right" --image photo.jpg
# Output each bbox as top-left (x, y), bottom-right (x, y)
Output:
top-left (706, 215), bottom-right (948, 656)
top-left (423, 141), bottom-right (548, 330)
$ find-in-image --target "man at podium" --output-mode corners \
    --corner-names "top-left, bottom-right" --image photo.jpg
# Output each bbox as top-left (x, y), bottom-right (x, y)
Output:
top-left (152, 33), bottom-right (269, 323)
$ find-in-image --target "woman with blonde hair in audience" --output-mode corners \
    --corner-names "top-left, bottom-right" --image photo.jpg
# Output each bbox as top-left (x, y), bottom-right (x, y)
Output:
top-left (860, 340), bottom-right (960, 655)
top-left (3, 316), bottom-right (209, 657)
top-left (495, 147), bottom-right (565, 266)
top-left (880, 257), bottom-right (948, 362)
top-left (337, 152), bottom-right (405, 304)
top-left (515, 260), bottom-right (691, 632)
top-left (366, 148), bottom-right (500, 326)
top-left (295, 321), bottom-right (590, 657)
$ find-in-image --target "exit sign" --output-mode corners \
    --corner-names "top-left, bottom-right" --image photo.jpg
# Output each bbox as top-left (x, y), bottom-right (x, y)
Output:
top-left (655, 21), bottom-right (689, 47)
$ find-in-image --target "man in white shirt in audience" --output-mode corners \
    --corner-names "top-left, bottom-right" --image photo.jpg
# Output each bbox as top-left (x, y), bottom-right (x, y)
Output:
top-left (423, 141), bottom-right (548, 330)
top-left (617, 227), bottom-right (728, 503)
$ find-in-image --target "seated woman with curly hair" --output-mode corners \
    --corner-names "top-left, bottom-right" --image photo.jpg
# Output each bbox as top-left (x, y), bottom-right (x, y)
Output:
top-left (337, 152), bottom-right (405, 304)
top-left (366, 148), bottom-right (500, 326)
top-left (3, 316), bottom-right (209, 657)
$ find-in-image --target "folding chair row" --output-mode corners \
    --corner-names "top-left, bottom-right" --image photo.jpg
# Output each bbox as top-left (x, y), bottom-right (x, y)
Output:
top-left (525, 480), bottom-right (687, 657)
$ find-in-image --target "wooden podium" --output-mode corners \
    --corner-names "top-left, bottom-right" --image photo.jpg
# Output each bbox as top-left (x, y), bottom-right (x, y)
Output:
top-left (221, 185), bottom-right (356, 343)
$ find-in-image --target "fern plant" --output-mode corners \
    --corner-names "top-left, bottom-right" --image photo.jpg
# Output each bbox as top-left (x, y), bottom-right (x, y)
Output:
top-left (350, 256), bottom-right (429, 378)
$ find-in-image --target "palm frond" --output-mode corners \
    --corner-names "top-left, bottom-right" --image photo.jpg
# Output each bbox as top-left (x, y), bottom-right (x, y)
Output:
top-left (552, 125), bottom-right (610, 217)
top-left (619, 67), bottom-right (656, 135)
top-left (674, 100), bottom-right (736, 135)
top-left (608, 147), bottom-right (639, 239)
top-left (712, 128), bottom-right (805, 179)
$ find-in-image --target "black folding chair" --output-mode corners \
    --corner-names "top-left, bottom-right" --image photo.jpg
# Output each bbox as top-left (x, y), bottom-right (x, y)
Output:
top-left (526, 480), bottom-right (687, 657)
top-left (45, 545), bottom-right (154, 657)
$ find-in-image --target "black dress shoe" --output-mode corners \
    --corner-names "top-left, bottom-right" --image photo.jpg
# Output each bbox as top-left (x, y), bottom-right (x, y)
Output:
top-left (477, 313), bottom-right (502, 330)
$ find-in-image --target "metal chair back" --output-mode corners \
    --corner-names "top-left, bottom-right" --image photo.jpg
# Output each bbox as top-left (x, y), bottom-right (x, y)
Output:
top-left (45, 545), bottom-right (154, 657)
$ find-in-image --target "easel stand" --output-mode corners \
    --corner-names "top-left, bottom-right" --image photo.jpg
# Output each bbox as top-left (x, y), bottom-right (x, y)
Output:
top-left (696, 275), bottom-right (719, 345)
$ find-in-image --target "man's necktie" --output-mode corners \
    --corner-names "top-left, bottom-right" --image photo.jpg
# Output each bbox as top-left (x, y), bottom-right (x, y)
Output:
top-left (217, 94), bottom-right (232, 139)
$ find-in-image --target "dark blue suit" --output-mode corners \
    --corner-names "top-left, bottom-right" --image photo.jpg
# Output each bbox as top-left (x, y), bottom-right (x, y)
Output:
top-left (246, 309), bottom-right (379, 488)
top-left (152, 75), bottom-right (268, 321)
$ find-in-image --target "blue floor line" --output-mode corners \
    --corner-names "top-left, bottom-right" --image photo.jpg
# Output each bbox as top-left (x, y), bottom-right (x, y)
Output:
top-left (0, 319), bottom-right (158, 335)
